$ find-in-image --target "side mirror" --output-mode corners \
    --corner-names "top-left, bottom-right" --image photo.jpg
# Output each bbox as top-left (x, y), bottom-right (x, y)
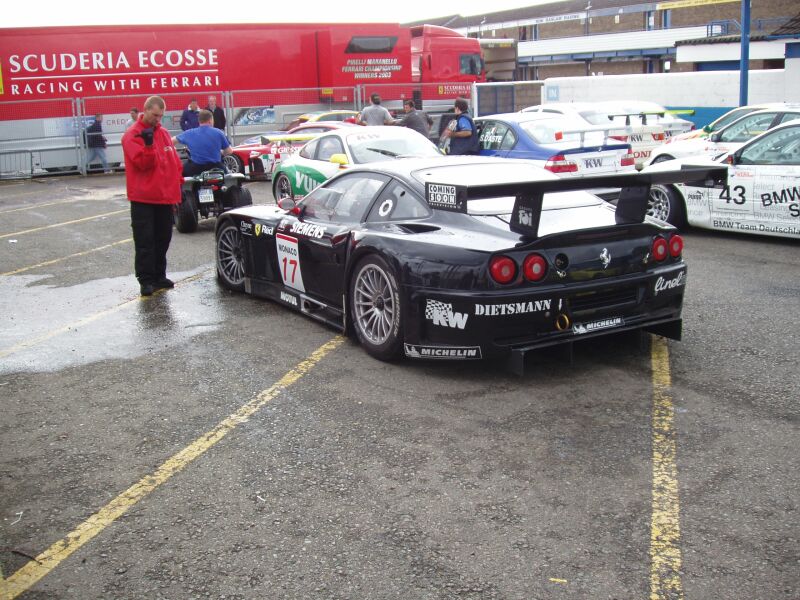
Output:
top-left (702, 124), bottom-right (713, 133)
top-left (726, 153), bottom-right (737, 166)
top-left (277, 197), bottom-right (297, 212)
top-left (709, 131), bottom-right (722, 143)
top-left (329, 153), bottom-right (349, 167)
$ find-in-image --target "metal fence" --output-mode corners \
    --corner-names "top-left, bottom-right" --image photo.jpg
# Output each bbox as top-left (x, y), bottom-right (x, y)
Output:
top-left (0, 82), bottom-right (503, 179)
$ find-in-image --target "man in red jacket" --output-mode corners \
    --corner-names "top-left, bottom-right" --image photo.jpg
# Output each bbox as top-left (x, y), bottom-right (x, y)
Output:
top-left (122, 96), bottom-right (184, 296)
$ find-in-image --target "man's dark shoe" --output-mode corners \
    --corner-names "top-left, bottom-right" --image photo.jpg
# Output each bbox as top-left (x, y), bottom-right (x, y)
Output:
top-left (140, 283), bottom-right (155, 296)
top-left (154, 278), bottom-right (175, 289)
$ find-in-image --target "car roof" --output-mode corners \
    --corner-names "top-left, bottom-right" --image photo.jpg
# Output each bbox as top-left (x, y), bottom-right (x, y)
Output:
top-left (476, 112), bottom-right (566, 124)
top-left (344, 155), bottom-right (559, 183)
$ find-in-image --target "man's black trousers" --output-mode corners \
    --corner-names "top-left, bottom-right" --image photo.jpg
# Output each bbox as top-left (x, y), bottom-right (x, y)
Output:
top-left (130, 201), bottom-right (174, 285)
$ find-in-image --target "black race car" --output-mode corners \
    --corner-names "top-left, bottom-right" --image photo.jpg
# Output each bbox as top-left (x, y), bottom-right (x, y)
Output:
top-left (215, 157), bottom-right (725, 372)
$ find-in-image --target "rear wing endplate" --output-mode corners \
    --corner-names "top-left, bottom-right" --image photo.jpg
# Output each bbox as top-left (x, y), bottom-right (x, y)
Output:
top-left (424, 165), bottom-right (727, 238)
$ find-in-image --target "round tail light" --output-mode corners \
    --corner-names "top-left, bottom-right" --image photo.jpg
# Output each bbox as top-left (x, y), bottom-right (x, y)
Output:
top-left (489, 256), bottom-right (517, 284)
top-left (669, 234), bottom-right (684, 258)
top-left (652, 237), bottom-right (668, 261)
top-left (523, 253), bottom-right (547, 282)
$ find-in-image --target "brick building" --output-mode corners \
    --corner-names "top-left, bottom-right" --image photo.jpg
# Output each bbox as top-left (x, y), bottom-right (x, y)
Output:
top-left (406, 0), bottom-right (796, 80)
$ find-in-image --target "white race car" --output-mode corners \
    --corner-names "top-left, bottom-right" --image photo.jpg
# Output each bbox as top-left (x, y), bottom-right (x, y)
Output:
top-left (648, 106), bottom-right (800, 165)
top-left (643, 119), bottom-right (800, 239)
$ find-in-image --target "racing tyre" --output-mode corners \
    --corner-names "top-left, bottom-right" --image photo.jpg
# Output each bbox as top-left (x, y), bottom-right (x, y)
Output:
top-left (274, 173), bottom-right (294, 202)
top-left (226, 185), bottom-right (253, 209)
top-left (216, 221), bottom-right (246, 291)
top-left (648, 184), bottom-right (686, 228)
top-left (349, 255), bottom-right (403, 361)
top-left (175, 190), bottom-right (198, 233)
top-left (224, 154), bottom-right (244, 174)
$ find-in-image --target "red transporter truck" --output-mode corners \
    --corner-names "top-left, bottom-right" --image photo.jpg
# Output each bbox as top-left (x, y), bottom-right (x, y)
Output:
top-left (0, 23), bottom-right (484, 174)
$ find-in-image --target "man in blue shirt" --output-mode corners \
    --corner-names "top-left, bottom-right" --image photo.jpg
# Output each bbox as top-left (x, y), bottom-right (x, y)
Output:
top-left (173, 110), bottom-right (233, 176)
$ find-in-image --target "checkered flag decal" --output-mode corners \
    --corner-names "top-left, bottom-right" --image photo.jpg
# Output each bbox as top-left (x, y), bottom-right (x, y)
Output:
top-left (425, 299), bottom-right (452, 321)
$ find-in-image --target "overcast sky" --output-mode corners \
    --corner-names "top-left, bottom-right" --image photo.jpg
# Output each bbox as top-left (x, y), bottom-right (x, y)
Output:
top-left (5, 0), bottom-right (561, 28)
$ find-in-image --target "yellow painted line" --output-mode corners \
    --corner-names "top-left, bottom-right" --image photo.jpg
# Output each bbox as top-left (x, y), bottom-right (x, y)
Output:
top-left (0, 209), bottom-right (128, 239)
top-left (1, 238), bottom-right (133, 276)
top-left (0, 197), bottom-right (120, 214)
top-left (649, 335), bottom-right (684, 600)
top-left (549, 578), bottom-right (568, 584)
top-left (0, 271), bottom-right (207, 360)
top-left (0, 335), bottom-right (345, 599)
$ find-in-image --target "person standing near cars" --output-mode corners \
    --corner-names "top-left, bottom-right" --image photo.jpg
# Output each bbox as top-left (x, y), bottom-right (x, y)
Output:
top-left (180, 98), bottom-right (200, 131)
top-left (206, 95), bottom-right (226, 130)
top-left (172, 109), bottom-right (233, 176)
top-left (442, 97), bottom-right (480, 155)
top-left (122, 96), bottom-right (184, 297)
top-left (395, 99), bottom-right (433, 137)
top-left (126, 108), bottom-right (139, 129)
top-left (357, 93), bottom-right (394, 126)
top-left (84, 114), bottom-right (111, 173)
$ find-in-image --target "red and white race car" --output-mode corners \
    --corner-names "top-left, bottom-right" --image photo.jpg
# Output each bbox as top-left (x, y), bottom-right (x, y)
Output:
top-left (225, 122), bottom-right (356, 180)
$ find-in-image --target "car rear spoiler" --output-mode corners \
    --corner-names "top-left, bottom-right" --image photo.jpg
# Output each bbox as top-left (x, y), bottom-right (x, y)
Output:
top-left (260, 133), bottom-right (317, 145)
top-left (552, 124), bottom-right (633, 145)
top-left (424, 165), bottom-right (727, 238)
top-left (606, 109), bottom-right (695, 126)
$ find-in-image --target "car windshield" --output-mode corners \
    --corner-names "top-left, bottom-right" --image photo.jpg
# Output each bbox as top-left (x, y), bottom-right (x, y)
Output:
top-left (347, 132), bottom-right (441, 164)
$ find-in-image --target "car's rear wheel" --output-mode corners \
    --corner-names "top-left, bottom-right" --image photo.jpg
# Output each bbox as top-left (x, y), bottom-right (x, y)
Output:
top-left (216, 222), bottom-right (246, 291)
top-left (651, 154), bottom-right (675, 164)
top-left (224, 154), bottom-right (244, 174)
top-left (274, 173), bottom-right (293, 202)
top-left (175, 190), bottom-right (198, 233)
top-left (349, 255), bottom-right (403, 361)
top-left (648, 184), bottom-right (686, 228)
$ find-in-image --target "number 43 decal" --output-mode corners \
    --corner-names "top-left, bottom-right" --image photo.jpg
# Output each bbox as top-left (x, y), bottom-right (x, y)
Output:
top-left (719, 185), bottom-right (746, 205)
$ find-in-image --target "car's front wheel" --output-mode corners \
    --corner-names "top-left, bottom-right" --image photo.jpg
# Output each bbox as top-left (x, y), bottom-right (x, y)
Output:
top-left (274, 173), bottom-right (294, 203)
top-left (648, 184), bottom-right (686, 228)
top-left (651, 154), bottom-right (675, 164)
top-left (216, 222), bottom-right (246, 291)
top-left (349, 255), bottom-right (403, 361)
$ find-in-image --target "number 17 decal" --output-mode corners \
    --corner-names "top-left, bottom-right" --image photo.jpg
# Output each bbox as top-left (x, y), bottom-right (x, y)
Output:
top-left (275, 233), bottom-right (305, 292)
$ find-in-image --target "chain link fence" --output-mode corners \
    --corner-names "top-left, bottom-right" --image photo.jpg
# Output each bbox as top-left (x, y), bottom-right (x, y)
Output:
top-left (0, 82), bottom-right (492, 179)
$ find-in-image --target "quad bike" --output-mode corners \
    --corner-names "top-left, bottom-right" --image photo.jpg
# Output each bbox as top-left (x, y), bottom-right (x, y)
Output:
top-left (175, 169), bottom-right (253, 233)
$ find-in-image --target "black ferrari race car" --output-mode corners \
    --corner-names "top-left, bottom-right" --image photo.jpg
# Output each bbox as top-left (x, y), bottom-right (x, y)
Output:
top-left (214, 157), bottom-right (725, 372)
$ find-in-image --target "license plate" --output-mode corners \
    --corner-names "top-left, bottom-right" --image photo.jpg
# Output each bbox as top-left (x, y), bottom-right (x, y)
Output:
top-left (198, 187), bottom-right (214, 204)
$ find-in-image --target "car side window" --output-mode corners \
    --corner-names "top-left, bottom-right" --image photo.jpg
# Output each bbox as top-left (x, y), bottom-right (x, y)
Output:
top-left (778, 112), bottom-right (800, 124)
top-left (302, 173), bottom-right (388, 225)
top-left (738, 127), bottom-right (800, 165)
top-left (720, 113), bottom-right (777, 143)
top-left (367, 181), bottom-right (431, 222)
top-left (500, 128), bottom-right (517, 151)
top-left (316, 136), bottom-right (345, 161)
top-left (299, 138), bottom-right (319, 160)
top-left (479, 121), bottom-right (509, 151)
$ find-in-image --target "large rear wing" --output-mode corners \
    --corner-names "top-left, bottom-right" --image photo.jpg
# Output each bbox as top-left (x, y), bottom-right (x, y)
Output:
top-left (424, 165), bottom-right (727, 238)
top-left (606, 109), bottom-right (695, 126)
top-left (551, 124), bottom-right (633, 146)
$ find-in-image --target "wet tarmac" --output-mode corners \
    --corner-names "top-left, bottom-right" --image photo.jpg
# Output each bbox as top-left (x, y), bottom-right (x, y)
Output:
top-left (0, 173), bottom-right (798, 599)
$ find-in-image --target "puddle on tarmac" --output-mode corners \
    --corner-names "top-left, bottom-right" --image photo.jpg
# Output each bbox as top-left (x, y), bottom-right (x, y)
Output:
top-left (0, 268), bottom-right (225, 374)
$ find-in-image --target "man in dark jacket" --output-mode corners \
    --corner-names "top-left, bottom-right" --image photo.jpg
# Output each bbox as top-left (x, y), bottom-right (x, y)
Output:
top-left (395, 100), bottom-right (432, 138)
top-left (84, 114), bottom-right (111, 173)
top-left (443, 97), bottom-right (480, 155)
top-left (122, 96), bottom-right (184, 296)
top-left (180, 99), bottom-right (200, 131)
top-left (206, 95), bottom-right (226, 131)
